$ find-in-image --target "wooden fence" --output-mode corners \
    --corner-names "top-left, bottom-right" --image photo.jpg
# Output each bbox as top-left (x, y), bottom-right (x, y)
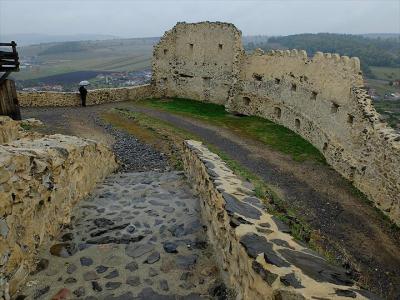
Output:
top-left (0, 79), bottom-right (21, 120)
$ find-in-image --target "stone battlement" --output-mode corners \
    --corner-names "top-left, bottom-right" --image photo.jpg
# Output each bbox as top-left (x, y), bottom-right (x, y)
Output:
top-left (152, 21), bottom-right (400, 225)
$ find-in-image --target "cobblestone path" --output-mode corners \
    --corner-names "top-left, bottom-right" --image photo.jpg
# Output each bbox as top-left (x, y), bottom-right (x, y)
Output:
top-left (17, 171), bottom-right (224, 299)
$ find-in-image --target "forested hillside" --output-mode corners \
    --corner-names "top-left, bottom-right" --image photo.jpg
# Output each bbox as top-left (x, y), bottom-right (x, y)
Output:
top-left (245, 33), bottom-right (400, 78)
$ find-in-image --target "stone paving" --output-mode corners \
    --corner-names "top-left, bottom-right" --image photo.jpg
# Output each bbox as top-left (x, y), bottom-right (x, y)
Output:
top-left (16, 171), bottom-right (226, 299)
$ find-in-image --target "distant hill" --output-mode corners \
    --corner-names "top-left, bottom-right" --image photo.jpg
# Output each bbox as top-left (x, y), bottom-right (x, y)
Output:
top-left (361, 33), bottom-right (400, 39)
top-left (0, 33), bottom-right (119, 46)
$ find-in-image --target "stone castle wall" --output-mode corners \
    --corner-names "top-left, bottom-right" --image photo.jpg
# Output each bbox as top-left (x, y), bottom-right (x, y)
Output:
top-left (17, 84), bottom-right (153, 107)
top-left (152, 22), bottom-right (243, 104)
top-left (182, 140), bottom-right (375, 299)
top-left (0, 118), bottom-right (117, 296)
top-left (153, 22), bottom-right (400, 225)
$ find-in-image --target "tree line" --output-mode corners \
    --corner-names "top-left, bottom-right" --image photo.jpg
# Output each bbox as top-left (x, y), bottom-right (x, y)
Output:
top-left (245, 33), bottom-right (400, 78)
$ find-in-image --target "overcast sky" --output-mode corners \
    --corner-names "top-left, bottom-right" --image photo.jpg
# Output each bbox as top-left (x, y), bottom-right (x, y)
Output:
top-left (1, 0), bottom-right (399, 38)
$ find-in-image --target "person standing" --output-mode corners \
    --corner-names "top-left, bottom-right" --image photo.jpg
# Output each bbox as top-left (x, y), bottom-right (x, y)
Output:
top-left (79, 85), bottom-right (88, 107)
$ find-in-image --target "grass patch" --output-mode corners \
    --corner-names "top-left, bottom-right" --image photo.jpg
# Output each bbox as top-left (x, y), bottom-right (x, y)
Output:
top-left (373, 99), bottom-right (400, 129)
top-left (20, 123), bottom-right (32, 131)
top-left (136, 98), bottom-right (326, 163)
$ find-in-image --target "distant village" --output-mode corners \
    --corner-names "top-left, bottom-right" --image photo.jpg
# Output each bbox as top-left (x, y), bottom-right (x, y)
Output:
top-left (17, 68), bottom-right (152, 92)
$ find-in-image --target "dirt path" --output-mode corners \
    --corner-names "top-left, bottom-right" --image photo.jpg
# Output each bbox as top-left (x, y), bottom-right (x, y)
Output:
top-left (22, 103), bottom-right (400, 298)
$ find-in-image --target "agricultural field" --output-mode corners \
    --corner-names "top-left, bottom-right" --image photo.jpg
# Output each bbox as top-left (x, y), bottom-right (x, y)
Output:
top-left (12, 38), bottom-right (157, 84)
top-left (370, 66), bottom-right (400, 81)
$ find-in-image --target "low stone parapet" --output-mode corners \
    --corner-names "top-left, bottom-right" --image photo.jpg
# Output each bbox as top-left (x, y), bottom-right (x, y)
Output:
top-left (17, 84), bottom-right (153, 107)
top-left (182, 139), bottom-right (376, 299)
top-left (0, 134), bottom-right (117, 295)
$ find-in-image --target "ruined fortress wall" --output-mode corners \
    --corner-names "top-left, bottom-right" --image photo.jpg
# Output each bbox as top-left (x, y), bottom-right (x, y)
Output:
top-left (228, 50), bottom-right (400, 224)
top-left (182, 140), bottom-right (373, 300)
top-left (152, 22), bottom-right (243, 104)
top-left (153, 22), bottom-right (400, 225)
top-left (17, 84), bottom-right (153, 107)
top-left (0, 131), bottom-right (117, 295)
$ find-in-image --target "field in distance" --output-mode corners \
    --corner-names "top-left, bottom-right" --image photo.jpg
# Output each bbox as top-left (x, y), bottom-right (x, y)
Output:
top-left (13, 37), bottom-right (158, 81)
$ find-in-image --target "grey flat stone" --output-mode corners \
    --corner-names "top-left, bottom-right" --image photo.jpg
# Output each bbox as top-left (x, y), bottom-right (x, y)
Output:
top-left (222, 193), bottom-right (261, 220)
top-left (149, 267), bottom-right (159, 277)
top-left (159, 279), bottom-right (169, 291)
top-left (125, 261), bottom-right (138, 272)
top-left (105, 281), bottom-right (122, 290)
top-left (95, 265), bottom-right (109, 274)
top-left (280, 273), bottom-right (304, 288)
top-left (66, 263), bottom-right (77, 274)
top-left (239, 233), bottom-right (290, 267)
top-left (252, 261), bottom-right (278, 286)
top-left (91, 281), bottom-right (102, 292)
top-left (104, 269), bottom-right (119, 279)
top-left (176, 255), bottom-right (198, 270)
top-left (145, 251), bottom-right (160, 264)
top-left (83, 271), bottom-right (99, 281)
top-left (80, 256), bottom-right (93, 266)
top-left (278, 248), bottom-right (354, 286)
top-left (163, 241), bottom-right (178, 253)
top-left (126, 275), bottom-right (141, 287)
top-left (125, 243), bottom-right (155, 258)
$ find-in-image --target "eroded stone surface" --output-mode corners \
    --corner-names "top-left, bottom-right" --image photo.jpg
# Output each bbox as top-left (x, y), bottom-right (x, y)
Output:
top-left (15, 171), bottom-right (222, 299)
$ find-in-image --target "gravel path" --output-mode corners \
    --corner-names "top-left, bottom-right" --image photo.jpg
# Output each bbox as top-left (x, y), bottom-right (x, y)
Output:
top-left (97, 122), bottom-right (169, 172)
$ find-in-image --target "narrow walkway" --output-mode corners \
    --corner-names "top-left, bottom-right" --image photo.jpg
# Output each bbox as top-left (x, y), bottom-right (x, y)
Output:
top-left (18, 171), bottom-right (222, 299)
top-left (17, 106), bottom-right (227, 299)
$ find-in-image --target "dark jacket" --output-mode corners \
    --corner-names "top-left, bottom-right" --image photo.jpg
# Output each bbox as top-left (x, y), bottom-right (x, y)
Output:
top-left (79, 86), bottom-right (87, 96)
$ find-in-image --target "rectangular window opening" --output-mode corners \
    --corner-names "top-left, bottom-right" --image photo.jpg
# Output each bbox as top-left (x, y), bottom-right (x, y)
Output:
top-left (253, 73), bottom-right (263, 81)
top-left (218, 44), bottom-right (223, 50)
top-left (331, 102), bottom-right (340, 113)
top-left (189, 43), bottom-right (194, 50)
top-left (274, 107), bottom-right (281, 118)
top-left (311, 91), bottom-right (318, 100)
top-left (348, 114), bottom-right (354, 124)
top-left (291, 83), bottom-right (297, 91)
top-left (275, 78), bottom-right (281, 85)
top-left (295, 118), bottom-right (301, 129)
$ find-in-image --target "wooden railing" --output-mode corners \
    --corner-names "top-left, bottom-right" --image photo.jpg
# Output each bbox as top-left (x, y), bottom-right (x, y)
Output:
top-left (0, 41), bottom-right (19, 83)
top-left (0, 42), bottom-right (21, 119)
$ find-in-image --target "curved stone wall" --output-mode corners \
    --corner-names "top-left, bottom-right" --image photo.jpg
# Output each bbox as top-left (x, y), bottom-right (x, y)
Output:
top-left (17, 84), bottom-right (153, 107)
top-left (228, 50), bottom-right (400, 225)
top-left (152, 22), bottom-right (400, 225)
top-left (182, 140), bottom-right (377, 299)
